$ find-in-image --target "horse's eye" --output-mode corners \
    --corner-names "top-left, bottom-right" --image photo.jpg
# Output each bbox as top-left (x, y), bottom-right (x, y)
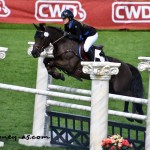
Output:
top-left (34, 31), bottom-right (44, 39)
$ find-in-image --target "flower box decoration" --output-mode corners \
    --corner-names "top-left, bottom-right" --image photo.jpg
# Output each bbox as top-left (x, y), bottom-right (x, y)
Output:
top-left (101, 134), bottom-right (133, 150)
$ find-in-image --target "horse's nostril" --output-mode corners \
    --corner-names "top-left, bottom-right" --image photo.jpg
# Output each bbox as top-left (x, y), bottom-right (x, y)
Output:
top-left (31, 50), bottom-right (37, 58)
top-left (31, 48), bottom-right (41, 58)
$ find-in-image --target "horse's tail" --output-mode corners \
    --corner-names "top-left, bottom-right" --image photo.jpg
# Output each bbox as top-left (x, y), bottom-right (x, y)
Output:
top-left (127, 63), bottom-right (144, 116)
top-left (127, 63), bottom-right (144, 98)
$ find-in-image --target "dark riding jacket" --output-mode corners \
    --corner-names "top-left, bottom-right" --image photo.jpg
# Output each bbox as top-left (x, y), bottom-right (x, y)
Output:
top-left (64, 19), bottom-right (97, 43)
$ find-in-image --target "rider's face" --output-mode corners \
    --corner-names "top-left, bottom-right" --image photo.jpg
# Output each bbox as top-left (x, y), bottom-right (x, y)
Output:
top-left (63, 18), bottom-right (69, 24)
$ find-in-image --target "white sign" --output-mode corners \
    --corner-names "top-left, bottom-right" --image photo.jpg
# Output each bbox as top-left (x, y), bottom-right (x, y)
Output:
top-left (0, 0), bottom-right (10, 17)
top-left (35, 0), bottom-right (86, 22)
top-left (112, 2), bottom-right (150, 23)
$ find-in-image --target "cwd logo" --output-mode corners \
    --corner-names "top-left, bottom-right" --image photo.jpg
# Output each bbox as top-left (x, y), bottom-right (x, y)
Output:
top-left (0, 0), bottom-right (10, 17)
top-left (35, 0), bottom-right (86, 22)
top-left (112, 2), bottom-right (150, 23)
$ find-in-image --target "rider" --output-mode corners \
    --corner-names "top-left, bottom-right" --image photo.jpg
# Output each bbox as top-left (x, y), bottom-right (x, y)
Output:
top-left (61, 9), bottom-right (98, 61)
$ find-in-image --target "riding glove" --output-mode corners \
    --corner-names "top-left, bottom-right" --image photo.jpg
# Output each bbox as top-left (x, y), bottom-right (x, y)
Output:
top-left (64, 32), bottom-right (70, 37)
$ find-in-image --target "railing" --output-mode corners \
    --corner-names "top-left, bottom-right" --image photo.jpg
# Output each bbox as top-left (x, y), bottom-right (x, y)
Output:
top-left (47, 111), bottom-right (145, 150)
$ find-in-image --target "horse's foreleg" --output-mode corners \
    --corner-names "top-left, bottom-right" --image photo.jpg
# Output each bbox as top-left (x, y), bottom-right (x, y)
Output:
top-left (46, 66), bottom-right (65, 81)
top-left (48, 68), bottom-right (65, 81)
top-left (43, 58), bottom-right (65, 81)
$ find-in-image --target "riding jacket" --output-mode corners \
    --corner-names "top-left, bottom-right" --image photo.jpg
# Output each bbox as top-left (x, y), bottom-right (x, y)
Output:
top-left (64, 19), bottom-right (97, 43)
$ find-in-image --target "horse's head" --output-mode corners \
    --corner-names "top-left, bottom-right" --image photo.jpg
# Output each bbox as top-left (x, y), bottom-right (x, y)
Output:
top-left (31, 23), bottom-right (51, 58)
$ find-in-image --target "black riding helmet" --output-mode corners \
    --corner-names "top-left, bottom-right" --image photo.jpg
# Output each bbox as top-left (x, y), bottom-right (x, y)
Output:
top-left (61, 9), bottom-right (74, 20)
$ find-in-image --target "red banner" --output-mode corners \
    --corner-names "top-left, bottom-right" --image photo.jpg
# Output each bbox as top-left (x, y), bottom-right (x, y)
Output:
top-left (1, 0), bottom-right (150, 29)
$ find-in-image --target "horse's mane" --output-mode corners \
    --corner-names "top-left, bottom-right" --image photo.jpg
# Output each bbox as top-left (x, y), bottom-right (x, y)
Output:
top-left (47, 25), bottom-right (64, 34)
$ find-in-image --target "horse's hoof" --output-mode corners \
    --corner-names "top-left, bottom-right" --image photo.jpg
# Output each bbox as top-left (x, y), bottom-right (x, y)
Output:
top-left (60, 74), bottom-right (65, 81)
top-left (133, 111), bottom-right (144, 123)
top-left (61, 78), bottom-right (65, 81)
top-left (126, 118), bottom-right (134, 122)
top-left (135, 119), bottom-right (143, 124)
top-left (124, 110), bottom-right (134, 122)
top-left (138, 111), bottom-right (144, 115)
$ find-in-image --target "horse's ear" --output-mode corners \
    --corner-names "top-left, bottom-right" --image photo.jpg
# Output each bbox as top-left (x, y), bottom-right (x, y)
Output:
top-left (39, 23), bottom-right (46, 31)
top-left (33, 23), bottom-right (40, 30)
top-left (33, 23), bottom-right (46, 31)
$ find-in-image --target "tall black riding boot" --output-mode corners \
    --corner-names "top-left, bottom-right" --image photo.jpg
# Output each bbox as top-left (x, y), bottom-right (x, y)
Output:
top-left (87, 47), bottom-right (94, 61)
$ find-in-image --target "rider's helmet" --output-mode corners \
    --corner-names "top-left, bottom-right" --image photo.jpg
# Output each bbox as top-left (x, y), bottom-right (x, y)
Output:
top-left (61, 9), bottom-right (74, 20)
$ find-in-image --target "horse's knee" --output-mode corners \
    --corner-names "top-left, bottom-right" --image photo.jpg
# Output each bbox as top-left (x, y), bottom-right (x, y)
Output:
top-left (52, 72), bottom-right (65, 81)
top-left (47, 69), bottom-right (64, 81)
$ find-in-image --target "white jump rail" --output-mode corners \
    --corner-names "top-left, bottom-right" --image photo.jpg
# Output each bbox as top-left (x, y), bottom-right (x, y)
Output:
top-left (0, 47), bottom-right (8, 59)
top-left (0, 83), bottom-right (90, 101)
top-left (0, 80), bottom-right (146, 120)
top-left (0, 46), bottom-right (8, 147)
top-left (47, 84), bottom-right (148, 120)
top-left (0, 81), bottom-right (146, 121)
top-left (48, 84), bottom-right (91, 96)
top-left (46, 99), bottom-right (147, 120)
top-left (48, 84), bottom-right (148, 104)
top-left (47, 84), bottom-right (148, 121)
top-left (138, 57), bottom-right (150, 150)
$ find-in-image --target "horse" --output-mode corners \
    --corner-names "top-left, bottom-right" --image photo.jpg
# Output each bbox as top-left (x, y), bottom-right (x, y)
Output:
top-left (31, 24), bottom-right (144, 123)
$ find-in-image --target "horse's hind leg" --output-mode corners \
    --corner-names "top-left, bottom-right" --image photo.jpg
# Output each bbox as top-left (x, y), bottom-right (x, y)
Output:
top-left (112, 80), bottom-right (134, 122)
top-left (132, 103), bottom-right (143, 123)
top-left (124, 102), bottom-right (134, 122)
top-left (127, 63), bottom-right (144, 123)
top-left (124, 92), bottom-right (143, 123)
top-left (124, 95), bottom-right (143, 123)
top-left (135, 103), bottom-right (144, 115)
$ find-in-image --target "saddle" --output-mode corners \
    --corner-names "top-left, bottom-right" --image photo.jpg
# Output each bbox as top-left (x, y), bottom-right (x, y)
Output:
top-left (77, 42), bottom-right (106, 61)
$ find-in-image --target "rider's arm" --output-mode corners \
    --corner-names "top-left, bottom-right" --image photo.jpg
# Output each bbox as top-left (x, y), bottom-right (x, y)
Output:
top-left (67, 21), bottom-right (83, 43)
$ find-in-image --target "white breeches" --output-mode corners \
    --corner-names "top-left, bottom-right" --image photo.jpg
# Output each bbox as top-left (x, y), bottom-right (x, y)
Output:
top-left (83, 33), bottom-right (98, 52)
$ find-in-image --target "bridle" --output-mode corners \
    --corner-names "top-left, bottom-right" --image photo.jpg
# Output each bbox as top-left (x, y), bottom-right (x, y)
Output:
top-left (34, 30), bottom-right (65, 53)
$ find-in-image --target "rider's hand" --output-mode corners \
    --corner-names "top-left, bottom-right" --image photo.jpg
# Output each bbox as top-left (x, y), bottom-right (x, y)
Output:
top-left (64, 32), bottom-right (70, 37)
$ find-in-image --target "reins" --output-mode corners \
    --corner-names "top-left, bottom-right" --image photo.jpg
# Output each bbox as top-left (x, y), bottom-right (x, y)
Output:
top-left (38, 34), bottom-right (65, 53)
top-left (52, 35), bottom-right (65, 44)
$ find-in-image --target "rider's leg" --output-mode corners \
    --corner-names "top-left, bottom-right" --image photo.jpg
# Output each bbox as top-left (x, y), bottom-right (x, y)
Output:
top-left (84, 33), bottom-right (98, 61)
top-left (86, 46), bottom-right (94, 61)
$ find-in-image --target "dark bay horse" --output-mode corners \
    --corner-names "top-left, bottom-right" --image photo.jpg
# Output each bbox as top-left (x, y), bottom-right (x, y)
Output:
top-left (31, 24), bottom-right (144, 123)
